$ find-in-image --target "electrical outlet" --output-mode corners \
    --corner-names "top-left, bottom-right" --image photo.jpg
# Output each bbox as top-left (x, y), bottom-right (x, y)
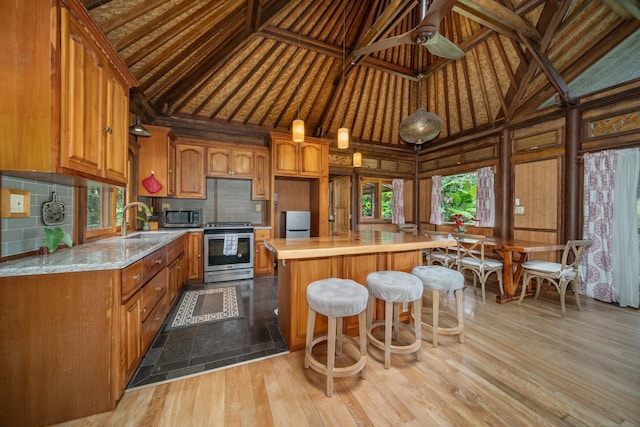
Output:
top-left (514, 206), bottom-right (525, 214)
top-left (255, 204), bottom-right (262, 212)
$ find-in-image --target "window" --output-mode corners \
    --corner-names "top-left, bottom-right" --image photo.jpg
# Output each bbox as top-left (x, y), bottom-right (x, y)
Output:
top-left (360, 178), bottom-right (393, 221)
top-left (86, 183), bottom-right (124, 238)
top-left (441, 172), bottom-right (477, 223)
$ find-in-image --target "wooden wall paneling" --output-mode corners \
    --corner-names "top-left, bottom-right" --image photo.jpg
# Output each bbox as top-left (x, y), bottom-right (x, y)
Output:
top-left (273, 178), bottom-right (312, 238)
top-left (513, 229), bottom-right (560, 262)
top-left (403, 179), bottom-right (414, 223)
top-left (513, 158), bottom-right (560, 230)
top-left (419, 178), bottom-right (432, 230)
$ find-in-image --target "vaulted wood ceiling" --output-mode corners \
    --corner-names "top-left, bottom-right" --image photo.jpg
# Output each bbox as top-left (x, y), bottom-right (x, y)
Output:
top-left (85, 0), bottom-right (640, 150)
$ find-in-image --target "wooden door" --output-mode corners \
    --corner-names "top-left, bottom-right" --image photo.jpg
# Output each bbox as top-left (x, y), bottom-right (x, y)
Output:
top-left (103, 68), bottom-right (129, 184)
top-left (333, 176), bottom-right (351, 235)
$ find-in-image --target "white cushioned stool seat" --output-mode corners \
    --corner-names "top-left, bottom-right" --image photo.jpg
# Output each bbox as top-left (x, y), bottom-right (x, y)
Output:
top-left (366, 271), bottom-right (423, 369)
top-left (412, 266), bottom-right (465, 348)
top-left (304, 278), bottom-right (368, 397)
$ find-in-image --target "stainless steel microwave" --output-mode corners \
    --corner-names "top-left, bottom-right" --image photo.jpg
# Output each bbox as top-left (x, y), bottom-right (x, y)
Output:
top-left (162, 209), bottom-right (202, 228)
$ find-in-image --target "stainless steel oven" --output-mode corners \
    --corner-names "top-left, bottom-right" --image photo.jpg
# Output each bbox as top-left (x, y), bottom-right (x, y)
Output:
top-left (203, 222), bottom-right (254, 283)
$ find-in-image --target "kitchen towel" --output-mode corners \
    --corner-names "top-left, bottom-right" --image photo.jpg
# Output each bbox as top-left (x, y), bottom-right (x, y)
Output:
top-left (223, 234), bottom-right (238, 256)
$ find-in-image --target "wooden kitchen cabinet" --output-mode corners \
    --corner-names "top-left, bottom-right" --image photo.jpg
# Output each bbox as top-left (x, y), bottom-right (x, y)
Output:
top-left (176, 143), bottom-right (206, 198)
top-left (252, 148), bottom-right (270, 200)
top-left (206, 145), bottom-right (254, 178)
top-left (254, 228), bottom-right (274, 276)
top-left (186, 231), bottom-right (204, 283)
top-left (0, 0), bottom-right (136, 186)
top-left (138, 125), bottom-right (177, 197)
top-left (271, 133), bottom-right (328, 177)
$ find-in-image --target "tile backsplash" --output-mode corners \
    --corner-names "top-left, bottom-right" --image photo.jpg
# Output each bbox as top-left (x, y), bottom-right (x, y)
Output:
top-left (1, 176), bottom-right (74, 257)
top-left (162, 178), bottom-right (264, 225)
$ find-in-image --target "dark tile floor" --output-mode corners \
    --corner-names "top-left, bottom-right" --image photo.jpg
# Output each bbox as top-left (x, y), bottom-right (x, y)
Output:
top-left (128, 276), bottom-right (288, 389)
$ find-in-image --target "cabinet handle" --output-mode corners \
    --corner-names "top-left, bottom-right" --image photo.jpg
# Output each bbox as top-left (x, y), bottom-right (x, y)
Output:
top-left (155, 259), bottom-right (162, 265)
top-left (103, 126), bottom-right (112, 134)
top-left (156, 287), bottom-right (162, 292)
top-left (141, 307), bottom-right (147, 314)
top-left (134, 274), bottom-right (142, 281)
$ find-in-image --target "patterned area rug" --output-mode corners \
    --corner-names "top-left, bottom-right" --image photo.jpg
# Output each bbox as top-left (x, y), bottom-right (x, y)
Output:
top-left (167, 286), bottom-right (242, 330)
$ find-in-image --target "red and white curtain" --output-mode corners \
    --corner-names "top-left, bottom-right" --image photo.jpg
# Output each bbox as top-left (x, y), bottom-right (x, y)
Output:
top-left (430, 175), bottom-right (443, 224)
top-left (580, 148), bottom-right (640, 308)
top-left (476, 166), bottom-right (495, 227)
top-left (392, 179), bottom-right (405, 225)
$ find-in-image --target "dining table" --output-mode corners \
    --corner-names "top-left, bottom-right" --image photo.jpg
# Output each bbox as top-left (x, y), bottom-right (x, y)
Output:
top-left (481, 237), bottom-right (566, 303)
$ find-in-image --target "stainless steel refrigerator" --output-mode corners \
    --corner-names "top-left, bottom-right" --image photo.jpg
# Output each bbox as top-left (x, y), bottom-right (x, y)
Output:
top-left (282, 211), bottom-right (311, 238)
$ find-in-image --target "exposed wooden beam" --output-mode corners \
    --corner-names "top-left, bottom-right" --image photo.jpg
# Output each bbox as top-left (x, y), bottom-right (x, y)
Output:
top-left (100, 0), bottom-right (169, 34)
top-left (454, 0), bottom-right (541, 41)
top-left (601, 0), bottom-right (640, 19)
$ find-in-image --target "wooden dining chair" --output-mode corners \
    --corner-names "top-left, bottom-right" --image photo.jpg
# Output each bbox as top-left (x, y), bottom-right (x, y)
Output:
top-left (453, 233), bottom-right (504, 303)
top-left (423, 230), bottom-right (456, 268)
top-left (517, 239), bottom-right (591, 317)
top-left (397, 223), bottom-right (418, 235)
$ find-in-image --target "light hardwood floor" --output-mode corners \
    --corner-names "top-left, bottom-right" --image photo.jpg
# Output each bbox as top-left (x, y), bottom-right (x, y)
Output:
top-left (57, 283), bottom-right (640, 426)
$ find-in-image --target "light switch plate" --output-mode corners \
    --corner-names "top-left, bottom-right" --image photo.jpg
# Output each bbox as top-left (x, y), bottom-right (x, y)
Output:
top-left (514, 206), bottom-right (525, 214)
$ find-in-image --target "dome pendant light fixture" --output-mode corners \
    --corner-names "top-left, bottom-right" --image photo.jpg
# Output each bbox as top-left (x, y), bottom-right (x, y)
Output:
top-left (292, 0), bottom-right (304, 143)
top-left (399, 76), bottom-right (441, 145)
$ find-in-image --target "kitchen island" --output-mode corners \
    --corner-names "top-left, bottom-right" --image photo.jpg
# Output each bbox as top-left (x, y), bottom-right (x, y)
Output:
top-left (265, 231), bottom-right (455, 351)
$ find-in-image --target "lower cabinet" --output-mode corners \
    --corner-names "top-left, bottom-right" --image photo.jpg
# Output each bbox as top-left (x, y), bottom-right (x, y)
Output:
top-left (254, 228), bottom-right (273, 276)
top-left (186, 231), bottom-right (203, 283)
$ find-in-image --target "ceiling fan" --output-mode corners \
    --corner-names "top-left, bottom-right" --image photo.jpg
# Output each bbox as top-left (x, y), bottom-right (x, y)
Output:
top-left (352, 0), bottom-right (464, 60)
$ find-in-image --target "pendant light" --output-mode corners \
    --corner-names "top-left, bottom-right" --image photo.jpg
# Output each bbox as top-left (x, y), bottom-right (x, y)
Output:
top-left (337, 0), bottom-right (349, 149)
top-left (353, 151), bottom-right (362, 167)
top-left (398, 75), bottom-right (442, 146)
top-left (292, 0), bottom-right (304, 143)
top-left (129, 116), bottom-right (150, 137)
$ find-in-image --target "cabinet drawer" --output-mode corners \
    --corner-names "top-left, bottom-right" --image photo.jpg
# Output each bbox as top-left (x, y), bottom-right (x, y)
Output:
top-left (122, 261), bottom-right (144, 301)
top-left (254, 229), bottom-right (271, 241)
top-left (141, 268), bottom-right (167, 321)
top-left (167, 235), bottom-right (185, 264)
top-left (142, 293), bottom-right (169, 350)
top-left (143, 246), bottom-right (167, 280)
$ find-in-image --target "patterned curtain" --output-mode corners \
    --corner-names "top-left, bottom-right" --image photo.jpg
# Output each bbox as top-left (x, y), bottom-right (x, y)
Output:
top-left (580, 150), bottom-right (617, 302)
top-left (476, 166), bottom-right (495, 227)
top-left (392, 179), bottom-right (405, 225)
top-left (430, 175), bottom-right (443, 224)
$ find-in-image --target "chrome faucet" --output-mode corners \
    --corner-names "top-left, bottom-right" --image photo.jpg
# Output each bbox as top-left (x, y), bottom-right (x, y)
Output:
top-left (121, 202), bottom-right (151, 237)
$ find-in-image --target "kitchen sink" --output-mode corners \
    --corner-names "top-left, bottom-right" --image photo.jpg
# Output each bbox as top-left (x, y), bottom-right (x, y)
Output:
top-left (124, 232), bottom-right (174, 240)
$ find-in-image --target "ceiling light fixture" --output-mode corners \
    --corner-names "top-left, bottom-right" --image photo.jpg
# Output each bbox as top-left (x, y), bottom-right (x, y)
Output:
top-left (337, 0), bottom-right (349, 149)
top-left (399, 75), bottom-right (441, 145)
top-left (129, 116), bottom-right (151, 137)
top-left (292, 0), bottom-right (304, 143)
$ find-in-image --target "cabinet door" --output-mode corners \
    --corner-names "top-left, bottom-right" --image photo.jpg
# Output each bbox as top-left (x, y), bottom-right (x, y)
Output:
top-left (273, 139), bottom-right (299, 175)
top-left (138, 125), bottom-right (175, 197)
top-left (176, 144), bottom-right (205, 198)
top-left (121, 293), bottom-right (143, 389)
top-left (206, 147), bottom-right (232, 176)
top-left (103, 68), bottom-right (129, 184)
top-left (254, 240), bottom-right (274, 276)
top-left (231, 150), bottom-right (254, 178)
top-left (299, 142), bottom-right (324, 177)
top-left (60, 11), bottom-right (105, 177)
top-left (252, 150), bottom-right (270, 200)
top-left (186, 232), bottom-right (203, 282)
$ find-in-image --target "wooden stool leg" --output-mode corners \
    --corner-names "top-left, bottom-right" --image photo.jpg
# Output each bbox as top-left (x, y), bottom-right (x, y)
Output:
top-left (413, 297), bottom-right (422, 361)
top-left (358, 310), bottom-right (367, 380)
top-left (336, 317), bottom-right (343, 356)
top-left (384, 300), bottom-right (393, 369)
top-left (456, 288), bottom-right (464, 343)
top-left (393, 302), bottom-right (400, 341)
top-left (304, 308), bottom-right (316, 369)
top-left (326, 316), bottom-right (337, 397)
top-left (432, 289), bottom-right (440, 348)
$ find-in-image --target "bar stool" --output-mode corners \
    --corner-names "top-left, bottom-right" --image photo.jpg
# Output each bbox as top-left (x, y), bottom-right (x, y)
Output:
top-left (411, 265), bottom-right (465, 348)
top-left (304, 278), bottom-right (368, 397)
top-left (366, 271), bottom-right (423, 369)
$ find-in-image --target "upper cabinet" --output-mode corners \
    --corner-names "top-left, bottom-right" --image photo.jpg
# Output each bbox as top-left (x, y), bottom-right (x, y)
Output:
top-left (0, 0), bottom-right (137, 186)
top-left (176, 143), bottom-right (206, 199)
top-left (206, 146), bottom-right (254, 178)
top-left (137, 125), bottom-right (176, 197)
top-left (270, 133), bottom-right (328, 178)
top-left (252, 148), bottom-right (270, 200)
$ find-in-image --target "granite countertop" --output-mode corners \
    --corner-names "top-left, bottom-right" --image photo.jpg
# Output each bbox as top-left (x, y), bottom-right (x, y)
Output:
top-left (0, 230), bottom-right (194, 277)
top-left (264, 230), bottom-right (456, 260)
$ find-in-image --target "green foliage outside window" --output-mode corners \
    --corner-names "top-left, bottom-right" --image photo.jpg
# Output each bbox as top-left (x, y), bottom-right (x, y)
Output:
top-left (381, 184), bottom-right (393, 219)
top-left (441, 173), bottom-right (477, 223)
top-left (87, 186), bottom-right (103, 229)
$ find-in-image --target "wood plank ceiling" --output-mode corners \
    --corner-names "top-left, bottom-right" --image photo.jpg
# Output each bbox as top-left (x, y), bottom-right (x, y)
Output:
top-left (85, 0), bottom-right (640, 151)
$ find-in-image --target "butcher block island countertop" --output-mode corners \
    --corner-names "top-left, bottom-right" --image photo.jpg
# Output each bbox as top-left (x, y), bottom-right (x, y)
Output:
top-left (265, 231), bottom-right (455, 351)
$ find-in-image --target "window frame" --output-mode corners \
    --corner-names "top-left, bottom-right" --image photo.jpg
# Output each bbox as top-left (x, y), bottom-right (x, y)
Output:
top-left (85, 183), bottom-right (124, 239)
top-left (359, 177), bottom-right (394, 223)
top-left (440, 171), bottom-right (478, 225)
